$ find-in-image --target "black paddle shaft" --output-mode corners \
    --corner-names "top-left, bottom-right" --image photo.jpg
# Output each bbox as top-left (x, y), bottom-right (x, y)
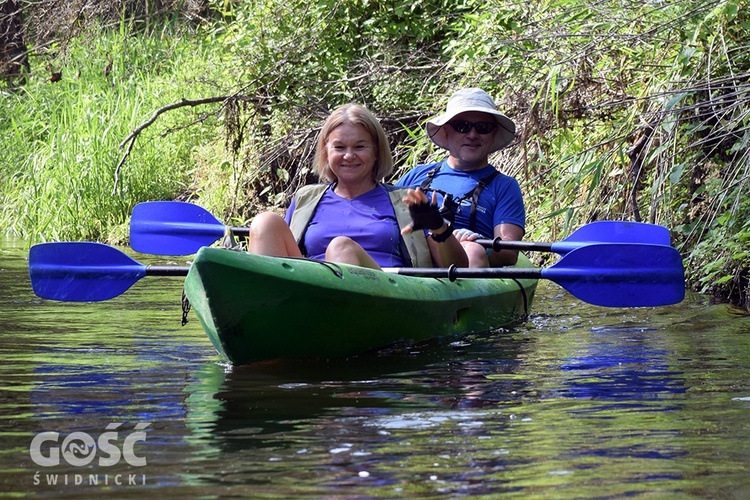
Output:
top-left (146, 265), bottom-right (191, 276)
top-left (391, 266), bottom-right (543, 282)
top-left (476, 238), bottom-right (553, 252)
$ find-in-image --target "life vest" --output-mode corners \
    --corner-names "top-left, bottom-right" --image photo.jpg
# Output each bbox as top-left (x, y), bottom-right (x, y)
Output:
top-left (288, 184), bottom-right (433, 267)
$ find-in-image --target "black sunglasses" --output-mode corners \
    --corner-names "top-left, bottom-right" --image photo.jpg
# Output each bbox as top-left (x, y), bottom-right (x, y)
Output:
top-left (447, 120), bottom-right (498, 135)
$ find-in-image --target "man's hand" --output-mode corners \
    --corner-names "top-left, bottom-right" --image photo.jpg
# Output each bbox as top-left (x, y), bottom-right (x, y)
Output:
top-left (453, 228), bottom-right (481, 242)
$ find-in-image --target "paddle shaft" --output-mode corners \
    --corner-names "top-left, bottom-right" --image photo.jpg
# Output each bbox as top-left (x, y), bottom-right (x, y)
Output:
top-left (160, 264), bottom-right (542, 279)
top-left (147, 265), bottom-right (191, 276)
top-left (476, 239), bottom-right (552, 252)
top-left (385, 266), bottom-right (542, 280)
top-left (216, 232), bottom-right (570, 254)
top-left (165, 229), bottom-right (545, 252)
top-left (195, 229), bottom-right (644, 254)
top-left (207, 232), bottom-right (549, 252)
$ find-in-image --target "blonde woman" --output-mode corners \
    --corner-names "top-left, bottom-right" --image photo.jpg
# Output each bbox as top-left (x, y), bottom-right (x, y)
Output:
top-left (247, 103), bottom-right (467, 270)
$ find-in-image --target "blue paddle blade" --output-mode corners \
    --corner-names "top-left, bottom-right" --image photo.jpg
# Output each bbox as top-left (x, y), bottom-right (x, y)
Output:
top-left (549, 221), bottom-right (672, 254)
top-left (29, 242), bottom-right (147, 302)
top-left (543, 243), bottom-right (685, 307)
top-left (568, 220), bottom-right (671, 244)
top-left (130, 201), bottom-right (226, 255)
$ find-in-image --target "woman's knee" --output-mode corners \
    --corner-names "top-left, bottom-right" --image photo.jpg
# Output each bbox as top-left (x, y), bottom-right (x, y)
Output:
top-left (325, 236), bottom-right (357, 257)
top-left (249, 212), bottom-right (286, 235)
top-left (247, 211), bottom-right (299, 256)
top-left (326, 237), bottom-right (379, 269)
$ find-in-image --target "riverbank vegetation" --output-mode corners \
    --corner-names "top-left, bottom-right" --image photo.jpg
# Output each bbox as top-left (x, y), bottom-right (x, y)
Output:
top-left (1, 0), bottom-right (748, 308)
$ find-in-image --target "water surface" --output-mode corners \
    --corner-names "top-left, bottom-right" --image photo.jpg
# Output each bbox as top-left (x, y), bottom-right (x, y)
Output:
top-left (2, 237), bottom-right (749, 498)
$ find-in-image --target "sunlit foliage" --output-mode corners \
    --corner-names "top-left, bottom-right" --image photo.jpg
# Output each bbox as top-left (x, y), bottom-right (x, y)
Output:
top-left (0, 0), bottom-right (748, 305)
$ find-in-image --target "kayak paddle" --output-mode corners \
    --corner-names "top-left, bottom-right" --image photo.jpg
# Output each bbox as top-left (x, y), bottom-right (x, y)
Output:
top-left (129, 201), bottom-right (671, 256)
top-left (130, 201), bottom-right (250, 256)
top-left (386, 242), bottom-right (685, 307)
top-left (476, 220), bottom-right (671, 254)
top-left (29, 242), bottom-right (190, 302)
top-left (29, 241), bottom-right (684, 307)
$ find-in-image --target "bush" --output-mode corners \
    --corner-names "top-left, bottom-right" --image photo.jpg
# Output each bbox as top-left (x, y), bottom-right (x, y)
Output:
top-left (2, 0), bottom-right (749, 306)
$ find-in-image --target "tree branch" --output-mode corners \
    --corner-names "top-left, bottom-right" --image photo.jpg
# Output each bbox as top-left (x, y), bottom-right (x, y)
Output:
top-left (113, 95), bottom-right (234, 195)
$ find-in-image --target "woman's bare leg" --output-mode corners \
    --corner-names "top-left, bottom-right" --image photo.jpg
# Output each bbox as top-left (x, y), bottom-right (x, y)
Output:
top-left (246, 212), bottom-right (303, 257)
top-left (325, 236), bottom-right (381, 269)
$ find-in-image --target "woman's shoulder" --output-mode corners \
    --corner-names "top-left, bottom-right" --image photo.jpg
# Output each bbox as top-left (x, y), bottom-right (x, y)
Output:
top-left (291, 183), bottom-right (332, 208)
top-left (380, 182), bottom-right (406, 192)
top-left (295, 183), bottom-right (331, 195)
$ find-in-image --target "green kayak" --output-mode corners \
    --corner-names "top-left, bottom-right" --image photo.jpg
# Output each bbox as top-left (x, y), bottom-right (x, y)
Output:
top-left (183, 247), bottom-right (538, 365)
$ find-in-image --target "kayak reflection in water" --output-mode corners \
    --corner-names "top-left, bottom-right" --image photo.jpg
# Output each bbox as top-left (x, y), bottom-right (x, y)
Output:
top-left (246, 103), bottom-right (468, 270)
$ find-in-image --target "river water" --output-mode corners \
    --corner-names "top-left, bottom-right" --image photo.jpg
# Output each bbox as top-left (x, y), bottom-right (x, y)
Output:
top-left (2, 237), bottom-right (749, 498)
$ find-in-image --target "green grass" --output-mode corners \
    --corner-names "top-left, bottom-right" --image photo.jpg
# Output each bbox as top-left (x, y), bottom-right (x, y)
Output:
top-left (0, 22), bottom-right (223, 242)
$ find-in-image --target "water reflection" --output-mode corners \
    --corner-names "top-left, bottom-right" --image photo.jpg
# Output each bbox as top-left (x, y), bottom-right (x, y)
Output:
top-left (4, 238), bottom-right (750, 497)
top-left (30, 348), bottom-right (198, 421)
top-left (182, 339), bottom-right (537, 495)
top-left (559, 326), bottom-right (687, 401)
top-left (188, 332), bottom-right (531, 450)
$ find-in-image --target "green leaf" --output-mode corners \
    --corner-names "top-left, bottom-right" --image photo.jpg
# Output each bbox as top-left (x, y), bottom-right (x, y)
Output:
top-left (724, 1), bottom-right (739, 19)
top-left (715, 275), bottom-right (733, 285)
top-left (669, 163), bottom-right (686, 184)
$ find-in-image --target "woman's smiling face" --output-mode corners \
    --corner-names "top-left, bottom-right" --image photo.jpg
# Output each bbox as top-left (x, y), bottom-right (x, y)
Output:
top-left (325, 122), bottom-right (377, 186)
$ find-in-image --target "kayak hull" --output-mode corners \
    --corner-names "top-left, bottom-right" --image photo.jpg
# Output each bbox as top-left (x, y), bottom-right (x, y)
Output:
top-left (184, 247), bottom-right (537, 365)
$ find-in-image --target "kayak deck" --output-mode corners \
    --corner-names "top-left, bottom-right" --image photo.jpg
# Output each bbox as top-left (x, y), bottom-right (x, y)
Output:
top-left (184, 247), bottom-right (537, 365)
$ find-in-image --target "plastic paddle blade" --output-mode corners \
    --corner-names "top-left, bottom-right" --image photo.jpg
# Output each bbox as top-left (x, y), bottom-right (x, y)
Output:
top-left (564, 221), bottom-right (671, 245)
top-left (130, 201), bottom-right (225, 255)
top-left (544, 243), bottom-right (685, 307)
top-left (29, 242), bottom-right (147, 302)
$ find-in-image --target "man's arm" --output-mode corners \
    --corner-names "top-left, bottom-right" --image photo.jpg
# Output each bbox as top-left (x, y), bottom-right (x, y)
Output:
top-left (487, 223), bottom-right (525, 267)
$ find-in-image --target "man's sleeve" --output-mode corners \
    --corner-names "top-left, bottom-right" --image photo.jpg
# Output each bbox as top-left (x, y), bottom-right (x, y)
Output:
top-left (494, 179), bottom-right (526, 229)
top-left (393, 165), bottom-right (427, 188)
top-left (393, 172), bottom-right (411, 187)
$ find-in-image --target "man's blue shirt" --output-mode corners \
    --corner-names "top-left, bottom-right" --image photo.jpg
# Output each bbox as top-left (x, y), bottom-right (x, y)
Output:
top-left (395, 161), bottom-right (525, 238)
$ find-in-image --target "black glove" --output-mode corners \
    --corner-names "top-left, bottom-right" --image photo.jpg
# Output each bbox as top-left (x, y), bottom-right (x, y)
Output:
top-left (438, 194), bottom-right (458, 226)
top-left (408, 200), bottom-right (445, 231)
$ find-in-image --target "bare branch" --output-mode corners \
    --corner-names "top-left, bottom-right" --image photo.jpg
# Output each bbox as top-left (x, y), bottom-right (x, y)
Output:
top-left (112, 95), bottom-right (253, 195)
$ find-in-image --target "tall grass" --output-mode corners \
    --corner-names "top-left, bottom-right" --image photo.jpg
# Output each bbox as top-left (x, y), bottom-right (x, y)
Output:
top-left (0, 22), bottom-right (222, 242)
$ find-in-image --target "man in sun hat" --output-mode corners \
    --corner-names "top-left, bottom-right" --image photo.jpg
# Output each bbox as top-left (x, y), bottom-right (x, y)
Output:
top-left (396, 87), bottom-right (525, 267)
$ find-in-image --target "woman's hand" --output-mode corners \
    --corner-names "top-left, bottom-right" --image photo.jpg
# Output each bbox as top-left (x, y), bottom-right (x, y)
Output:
top-left (401, 188), bottom-right (445, 235)
top-left (402, 188), bottom-right (467, 267)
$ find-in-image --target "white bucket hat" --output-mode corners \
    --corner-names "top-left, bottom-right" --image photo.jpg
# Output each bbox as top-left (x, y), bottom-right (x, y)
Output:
top-left (426, 88), bottom-right (516, 153)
